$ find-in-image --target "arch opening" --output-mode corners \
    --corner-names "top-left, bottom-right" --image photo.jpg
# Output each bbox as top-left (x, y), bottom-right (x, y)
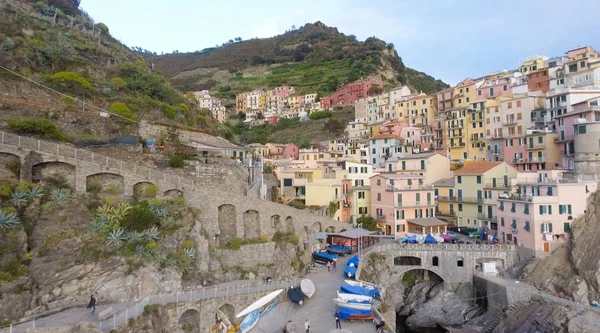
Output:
top-left (400, 268), bottom-right (444, 283)
top-left (179, 309), bottom-right (201, 333)
top-left (133, 181), bottom-right (157, 199)
top-left (325, 226), bottom-right (335, 233)
top-left (218, 204), bottom-right (237, 246)
top-left (33, 161), bottom-right (76, 189)
top-left (0, 153), bottom-right (21, 180)
top-left (432, 256), bottom-right (439, 267)
top-left (216, 304), bottom-right (236, 329)
top-left (285, 216), bottom-right (294, 233)
top-left (243, 209), bottom-right (261, 240)
top-left (86, 173), bottom-right (124, 194)
top-left (271, 215), bottom-right (284, 233)
top-left (394, 256), bottom-right (422, 266)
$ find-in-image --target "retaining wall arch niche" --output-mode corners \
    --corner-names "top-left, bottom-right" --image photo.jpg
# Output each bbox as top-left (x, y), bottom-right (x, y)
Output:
top-left (243, 209), bottom-right (261, 240)
top-left (32, 161), bottom-right (76, 189)
top-left (218, 204), bottom-right (237, 246)
top-left (271, 215), bottom-right (284, 233)
top-left (86, 172), bottom-right (125, 194)
top-left (285, 216), bottom-right (294, 233)
top-left (164, 188), bottom-right (184, 198)
top-left (0, 152), bottom-right (21, 180)
top-left (179, 308), bottom-right (201, 333)
top-left (133, 181), bottom-right (156, 199)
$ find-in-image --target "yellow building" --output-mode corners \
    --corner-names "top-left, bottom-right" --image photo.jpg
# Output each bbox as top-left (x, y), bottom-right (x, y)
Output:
top-left (386, 153), bottom-right (453, 184)
top-left (445, 108), bottom-right (468, 161)
top-left (259, 92), bottom-right (267, 111)
top-left (467, 108), bottom-right (487, 161)
top-left (518, 55), bottom-right (549, 75)
top-left (433, 178), bottom-right (456, 225)
top-left (406, 93), bottom-right (437, 127)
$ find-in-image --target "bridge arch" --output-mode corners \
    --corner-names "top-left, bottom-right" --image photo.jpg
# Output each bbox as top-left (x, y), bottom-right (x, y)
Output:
top-left (243, 209), bottom-right (261, 240)
top-left (398, 268), bottom-right (445, 282)
top-left (0, 152), bottom-right (21, 180)
top-left (32, 161), bottom-right (76, 189)
top-left (86, 172), bottom-right (124, 194)
top-left (218, 204), bottom-right (237, 245)
top-left (178, 308), bottom-right (201, 333)
top-left (216, 303), bottom-right (236, 328)
top-left (325, 226), bottom-right (335, 233)
top-left (133, 181), bottom-right (157, 198)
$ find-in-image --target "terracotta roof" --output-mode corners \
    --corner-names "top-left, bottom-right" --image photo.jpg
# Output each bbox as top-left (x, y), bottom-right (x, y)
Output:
top-left (454, 162), bottom-right (501, 175)
top-left (370, 134), bottom-right (398, 140)
top-left (432, 178), bottom-right (455, 187)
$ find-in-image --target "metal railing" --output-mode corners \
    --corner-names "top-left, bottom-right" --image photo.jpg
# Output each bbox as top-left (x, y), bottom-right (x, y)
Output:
top-left (371, 243), bottom-right (517, 253)
top-left (394, 201), bottom-right (436, 208)
top-left (0, 278), bottom-right (299, 333)
top-left (385, 184), bottom-right (434, 191)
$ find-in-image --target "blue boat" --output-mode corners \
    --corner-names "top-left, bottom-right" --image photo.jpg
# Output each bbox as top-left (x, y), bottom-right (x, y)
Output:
top-left (340, 285), bottom-right (380, 298)
top-left (312, 251), bottom-right (338, 263)
top-left (239, 310), bottom-right (260, 333)
top-left (346, 255), bottom-right (359, 268)
top-left (425, 234), bottom-right (437, 244)
top-left (344, 265), bottom-right (357, 278)
top-left (405, 235), bottom-right (417, 243)
top-left (259, 301), bottom-right (278, 317)
top-left (337, 308), bottom-right (374, 320)
top-left (327, 245), bottom-right (351, 255)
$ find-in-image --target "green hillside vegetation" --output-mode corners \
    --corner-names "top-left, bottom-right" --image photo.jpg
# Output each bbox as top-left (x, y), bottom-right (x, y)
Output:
top-left (0, 0), bottom-right (223, 140)
top-left (143, 22), bottom-right (449, 97)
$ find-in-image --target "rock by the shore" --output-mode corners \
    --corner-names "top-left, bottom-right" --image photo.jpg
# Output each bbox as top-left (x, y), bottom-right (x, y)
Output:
top-left (404, 285), bottom-right (481, 328)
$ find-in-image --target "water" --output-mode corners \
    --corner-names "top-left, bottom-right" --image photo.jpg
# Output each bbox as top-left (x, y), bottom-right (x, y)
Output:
top-left (396, 315), bottom-right (447, 333)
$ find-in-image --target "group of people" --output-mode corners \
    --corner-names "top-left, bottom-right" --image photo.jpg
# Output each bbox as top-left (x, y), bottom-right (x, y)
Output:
top-left (327, 260), bottom-right (337, 272)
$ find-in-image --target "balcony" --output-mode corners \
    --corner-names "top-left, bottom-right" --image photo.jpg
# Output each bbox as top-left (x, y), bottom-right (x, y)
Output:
top-left (449, 142), bottom-right (466, 148)
top-left (497, 193), bottom-right (558, 203)
top-left (530, 157), bottom-right (545, 163)
top-left (527, 143), bottom-right (546, 150)
top-left (437, 196), bottom-right (457, 202)
top-left (483, 181), bottom-right (511, 189)
top-left (503, 119), bottom-right (518, 126)
top-left (376, 214), bottom-right (386, 220)
top-left (554, 135), bottom-right (574, 143)
top-left (457, 197), bottom-right (484, 204)
top-left (435, 209), bottom-right (456, 217)
top-left (395, 201), bottom-right (437, 208)
top-left (448, 131), bottom-right (464, 138)
top-left (386, 184), bottom-right (434, 191)
top-left (477, 213), bottom-right (498, 222)
top-left (559, 150), bottom-right (574, 157)
top-left (471, 135), bottom-right (484, 142)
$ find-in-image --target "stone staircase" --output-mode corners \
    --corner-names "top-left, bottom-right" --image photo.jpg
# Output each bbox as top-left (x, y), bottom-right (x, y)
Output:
top-left (483, 301), bottom-right (529, 333)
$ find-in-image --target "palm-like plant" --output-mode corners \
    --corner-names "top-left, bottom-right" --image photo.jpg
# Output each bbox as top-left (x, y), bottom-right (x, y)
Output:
top-left (88, 216), bottom-right (108, 232)
top-left (0, 209), bottom-right (20, 231)
top-left (50, 187), bottom-right (71, 202)
top-left (96, 203), bottom-right (113, 217)
top-left (126, 231), bottom-right (143, 243)
top-left (134, 244), bottom-right (146, 256)
top-left (184, 247), bottom-right (197, 259)
top-left (10, 190), bottom-right (29, 208)
top-left (143, 226), bottom-right (160, 242)
top-left (106, 228), bottom-right (127, 246)
top-left (26, 185), bottom-right (44, 201)
top-left (108, 202), bottom-right (131, 225)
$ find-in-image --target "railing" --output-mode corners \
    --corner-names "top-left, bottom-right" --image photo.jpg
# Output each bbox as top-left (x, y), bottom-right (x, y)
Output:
top-left (385, 184), bottom-right (434, 191)
top-left (437, 196), bottom-right (456, 202)
top-left (502, 119), bottom-right (518, 126)
top-left (477, 213), bottom-right (497, 222)
top-left (449, 142), bottom-right (466, 148)
top-left (371, 243), bottom-right (517, 253)
top-left (394, 201), bottom-right (436, 208)
top-left (0, 278), bottom-right (299, 333)
top-left (483, 181), bottom-right (511, 189)
top-left (554, 135), bottom-right (574, 143)
top-left (527, 144), bottom-right (545, 150)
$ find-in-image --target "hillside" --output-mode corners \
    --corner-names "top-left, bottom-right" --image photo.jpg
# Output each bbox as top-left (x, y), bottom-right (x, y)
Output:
top-left (142, 22), bottom-right (449, 99)
top-left (0, 0), bottom-right (224, 142)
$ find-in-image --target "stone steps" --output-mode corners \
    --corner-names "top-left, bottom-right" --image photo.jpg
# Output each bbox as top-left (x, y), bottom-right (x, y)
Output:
top-left (483, 301), bottom-right (530, 333)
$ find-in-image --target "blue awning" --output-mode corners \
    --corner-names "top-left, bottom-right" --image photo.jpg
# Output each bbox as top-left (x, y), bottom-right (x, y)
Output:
top-left (315, 232), bottom-right (327, 240)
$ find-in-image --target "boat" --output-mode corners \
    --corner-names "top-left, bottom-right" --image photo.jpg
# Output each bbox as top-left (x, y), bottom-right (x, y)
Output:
top-left (340, 285), bottom-right (380, 298)
top-left (337, 291), bottom-right (373, 303)
top-left (440, 234), bottom-right (452, 242)
top-left (239, 310), bottom-right (260, 333)
top-left (346, 255), bottom-right (359, 268)
top-left (312, 251), bottom-right (337, 263)
top-left (287, 287), bottom-right (305, 305)
top-left (333, 298), bottom-right (372, 310)
top-left (344, 279), bottom-right (377, 290)
top-left (327, 245), bottom-right (351, 255)
top-left (236, 289), bottom-right (284, 318)
top-left (424, 234), bottom-right (438, 244)
top-left (300, 279), bottom-right (316, 298)
top-left (259, 301), bottom-right (278, 317)
top-left (344, 265), bottom-right (357, 278)
top-left (225, 324), bottom-right (240, 333)
top-left (336, 308), bottom-right (375, 321)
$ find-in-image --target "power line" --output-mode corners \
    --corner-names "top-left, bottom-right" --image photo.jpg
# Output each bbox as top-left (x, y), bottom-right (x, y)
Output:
top-left (0, 64), bottom-right (138, 123)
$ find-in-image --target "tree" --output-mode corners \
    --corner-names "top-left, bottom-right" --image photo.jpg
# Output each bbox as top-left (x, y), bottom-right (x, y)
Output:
top-left (368, 86), bottom-right (383, 95)
top-left (356, 215), bottom-right (380, 231)
top-left (49, 71), bottom-right (93, 95)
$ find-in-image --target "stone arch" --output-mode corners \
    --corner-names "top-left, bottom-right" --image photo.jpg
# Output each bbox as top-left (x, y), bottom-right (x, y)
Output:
top-left (393, 256), bottom-right (422, 266)
top-left (475, 257), bottom-right (505, 269)
top-left (310, 222), bottom-right (322, 233)
top-left (243, 209), bottom-right (261, 240)
top-left (218, 204), bottom-right (237, 245)
top-left (271, 215), bottom-right (284, 233)
top-left (179, 308), bottom-right (200, 333)
top-left (133, 181), bottom-right (157, 198)
top-left (0, 152), bottom-right (21, 180)
top-left (285, 216), bottom-right (294, 233)
top-left (164, 188), bottom-right (184, 200)
top-left (216, 304), bottom-right (236, 328)
top-left (398, 268), bottom-right (444, 282)
top-left (32, 161), bottom-right (76, 189)
top-left (86, 173), bottom-right (124, 194)
top-left (325, 226), bottom-right (336, 233)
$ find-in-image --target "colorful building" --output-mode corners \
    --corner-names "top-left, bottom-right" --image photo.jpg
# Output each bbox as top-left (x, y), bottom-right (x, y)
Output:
top-left (321, 77), bottom-right (384, 109)
top-left (385, 153), bottom-right (453, 184)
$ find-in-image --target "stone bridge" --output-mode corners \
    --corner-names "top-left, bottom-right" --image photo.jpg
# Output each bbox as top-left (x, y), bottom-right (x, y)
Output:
top-left (0, 131), bottom-right (339, 247)
top-left (358, 243), bottom-right (518, 287)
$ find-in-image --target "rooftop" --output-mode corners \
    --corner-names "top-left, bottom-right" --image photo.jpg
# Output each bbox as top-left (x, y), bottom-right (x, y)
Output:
top-left (372, 173), bottom-right (425, 179)
top-left (370, 134), bottom-right (398, 140)
top-left (330, 228), bottom-right (378, 239)
top-left (392, 152), bottom-right (439, 160)
top-left (454, 162), bottom-right (502, 175)
top-left (407, 218), bottom-right (448, 227)
top-left (432, 178), bottom-right (455, 187)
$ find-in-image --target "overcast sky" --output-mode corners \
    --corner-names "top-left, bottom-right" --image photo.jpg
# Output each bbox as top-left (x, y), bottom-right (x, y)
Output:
top-left (80, 0), bottom-right (600, 85)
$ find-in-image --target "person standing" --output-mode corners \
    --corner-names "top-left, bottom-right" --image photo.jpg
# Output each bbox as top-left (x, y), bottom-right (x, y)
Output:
top-left (327, 261), bottom-right (331, 272)
top-left (87, 295), bottom-right (96, 315)
top-left (305, 319), bottom-right (310, 333)
top-left (335, 309), bottom-right (342, 329)
top-left (332, 260), bottom-right (337, 272)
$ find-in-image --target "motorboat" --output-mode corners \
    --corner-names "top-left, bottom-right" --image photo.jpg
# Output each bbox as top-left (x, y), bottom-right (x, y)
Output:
top-left (344, 265), bottom-right (357, 278)
top-left (236, 289), bottom-right (284, 318)
top-left (344, 279), bottom-right (377, 290)
top-left (239, 310), bottom-right (260, 333)
top-left (333, 297), bottom-right (372, 310)
top-left (287, 286), bottom-right (305, 305)
top-left (340, 284), bottom-right (380, 298)
top-left (312, 251), bottom-right (338, 263)
top-left (259, 301), bottom-right (277, 317)
top-left (327, 245), bottom-right (351, 255)
top-left (300, 279), bottom-right (315, 298)
top-left (336, 308), bottom-right (375, 321)
top-left (336, 291), bottom-right (373, 303)
top-left (346, 255), bottom-right (359, 268)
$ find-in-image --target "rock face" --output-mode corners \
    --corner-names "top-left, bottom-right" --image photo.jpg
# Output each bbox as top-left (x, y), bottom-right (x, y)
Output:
top-left (571, 190), bottom-right (600, 302)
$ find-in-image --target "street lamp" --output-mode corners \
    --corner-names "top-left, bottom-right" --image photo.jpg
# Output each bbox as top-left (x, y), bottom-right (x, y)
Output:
top-left (358, 223), bottom-right (363, 259)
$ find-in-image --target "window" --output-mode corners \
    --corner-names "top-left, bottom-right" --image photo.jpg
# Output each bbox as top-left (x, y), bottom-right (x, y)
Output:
top-left (420, 160), bottom-right (425, 170)
top-left (511, 202), bottom-right (516, 213)
top-left (372, 148), bottom-right (376, 154)
top-left (539, 205), bottom-right (553, 215)
top-left (564, 222), bottom-right (572, 232)
top-left (358, 191), bottom-right (365, 199)
top-left (432, 256), bottom-right (439, 266)
top-left (524, 221), bottom-right (531, 232)
top-left (517, 101), bottom-right (521, 107)
top-left (541, 223), bottom-right (553, 233)
top-left (359, 207), bottom-right (368, 215)
top-left (457, 176), bottom-right (462, 184)
top-left (500, 217), bottom-right (505, 227)
top-left (476, 176), bottom-right (482, 184)
top-left (402, 161), bottom-right (406, 170)
top-left (466, 97), bottom-right (470, 103)
top-left (508, 102), bottom-right (512, 109)
top-left (478, 90), bottom-right (482, 96)
top-left (377, 193), bottom-right (381, 201)
top-left (458, 204), bottom-right (463, 212)
top-left (511, 219), bottom-right (517, 229)
top-left (457, 257), bottom-right (464, 267)
top-left (578, 125), bottom-right (587, 134)
top-left (376, 179), bottom-right (381, 185)
top-left (283, 179), bottom-right (293, 186)
top-left (499, 202), bottom-right (504, 211)
top-left (477, 205), bottom-right (482, 213)
top-left (489, 87), bottom-right (494, 96)
top-left (524, 204), bottom-right (529, 215)
top-left (503, 85), bottom-right (508, 91)
top-left (559, 204), bottom-right (572, 214)
top-left (397, 193), bottom-right (402, 205)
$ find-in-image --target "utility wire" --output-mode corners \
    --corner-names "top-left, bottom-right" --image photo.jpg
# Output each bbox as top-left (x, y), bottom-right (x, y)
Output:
top-left (0, 64), bottom-right (138, 123)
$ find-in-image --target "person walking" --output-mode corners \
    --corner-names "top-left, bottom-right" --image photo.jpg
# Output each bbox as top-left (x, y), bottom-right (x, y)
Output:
top-left (305, 319), bottom-right (310, 333)
top-left (87, 295), bottom-right (96, 315)
top-left (332, 259), bottom-right (337, 272)
top-left (335, 309), bottom-right (342, 329)
top-left (327, 261), bottom-right (331, 272)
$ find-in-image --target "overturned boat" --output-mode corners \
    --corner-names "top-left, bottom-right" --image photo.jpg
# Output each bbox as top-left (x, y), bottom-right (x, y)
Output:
top-left (337, 308), bottom-right (375, 321)
top-left (327, 245), bottom-right (351, 255)
top-left (287, 286), bottom-right (305, 305)
top-left (300, 279), bottom-right (315, 298)
top-left (336, 291), bottom-right (373, 303)
top-left (340, 284), bottom-right (380, 299)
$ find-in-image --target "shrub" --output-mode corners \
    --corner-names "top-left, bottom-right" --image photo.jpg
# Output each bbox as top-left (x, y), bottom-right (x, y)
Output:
top-left (179, 103), bottom-right (189, 113)
top-left (4, 260), bottom-right (28, 278)
top-left (168, 155), bottom-right (184, 168)
top-left (7, 160), bottom-right (21, 177)
top-left (0, 182), bottom-right (11, 199)
top-left (109, 103), bottom-right (136, 121)
top-left (143, 185), bottom-right (157, 198)
top-left (143, 305), bottom-right (153, 316)
top-left (309, 110), bottom-right (331, 120)
top-left (182, 240), bottom-right (195, 249)
top-left (225, 238), bottom-right (243, 250)
top-left (96, 23), bottom-right (109, 34)
top-left (106, 184), bottom-right (121, 194)
top-left (87, 180), bottom-right (102, 194)
top-left (109, 78), bottom-right (127, 90)
top-left (145, 242), bottom-right (158, 250)
top-left (163, 104), bottom-right (178, 119)
top-left (49, 72), bottom-right (94, 95)
top-left (123, 201), bottom-right (160, 231)
top-left (1, 37), bottom-right (15, 52)
top-left (60, 96), bottom-right (77, 109)
top-left (6, 118), bottom-right (67, 141)
top-left (128, 318), bottom-right (135, 327)
top-left (272, 232), bottom-right (299, 245)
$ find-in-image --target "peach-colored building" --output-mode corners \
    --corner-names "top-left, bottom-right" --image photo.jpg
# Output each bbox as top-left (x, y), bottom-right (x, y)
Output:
top-left (369, 174), bottom-right (445, 237)
top-left (504, 130), bottom-right (559, 171)
top-left (283, 144), bottom-right (299, 160)
top-left (496, 170), bottom-right (598, 257)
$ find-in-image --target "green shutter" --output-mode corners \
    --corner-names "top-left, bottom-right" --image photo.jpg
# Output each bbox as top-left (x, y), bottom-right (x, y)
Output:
top-left (548, 205), bottom-right (552, 214)
top-left (398, 193), bottom-right (402, 204)
top-left (568, 205), bottom-right (572, 214)
top-left (549, 223), bottom-right (553, 233)
top-left (541, 224), bottom-right (545, 233)
top-left (396, 210), bottom-right (399, 219)
top-left (401, 210), bottom-right (404, 219)
top-left (427, 193), bottom-right (432, 203)
top-left (416, 193), bottom-right (420, 202)
top-left (539, 206), bottom-right (543, 214)
top-left (559, 205), bottom-right (564, 214)
top-left (408, 179), bottom-right (412, 185)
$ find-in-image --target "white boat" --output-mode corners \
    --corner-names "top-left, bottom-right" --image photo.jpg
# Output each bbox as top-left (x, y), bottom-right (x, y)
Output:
top-left (239, 310), bottom-right (260, 333)
top-left (333, 298), bottom-right (373, 310)
top-left (300, 279), bottom-right (315, 298)
top-left (337, 291), bottom-right (373, 303)
top-left (344, 279), bottom-right (377, 290)
top-left (236, 289), bottom-right (284, 318)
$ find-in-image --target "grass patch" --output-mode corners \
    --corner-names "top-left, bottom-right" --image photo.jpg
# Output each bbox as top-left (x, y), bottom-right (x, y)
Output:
top-left (5, 118), bottom-right (67, 141)
top-left (272, 232), bottom-right (299, 245)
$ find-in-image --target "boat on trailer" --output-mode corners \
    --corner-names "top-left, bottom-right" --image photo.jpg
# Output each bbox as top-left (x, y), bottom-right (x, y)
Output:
top-left (336, 291), bottom-right (373, 303)
top-left (333, 298), bottom-right (372, 310)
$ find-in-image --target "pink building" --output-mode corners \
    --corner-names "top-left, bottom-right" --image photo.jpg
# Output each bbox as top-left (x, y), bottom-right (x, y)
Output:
top-left (321, 77), bottom-right (384, 109)
top-left (475, 76), bottom-right (512, 101)
top-left (274, 85), bottom-right (295, 98)
top-left (496, 171), bottom-right (597, 257)
top-left (369, 174), bottom-right (445, 237)
top-left (283, 144), bottom-right (299, 160)
top-left (378, 119), bottom-right (408, 137)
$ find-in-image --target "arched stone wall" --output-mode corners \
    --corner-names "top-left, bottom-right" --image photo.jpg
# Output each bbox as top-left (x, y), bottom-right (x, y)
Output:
top-left (32, 161), bottom-right (76, 189)
top-left (179, 309), bottom-right (201, 333)
top-left (325, 226), bottom-right (336, 233)
top-left (243, 210), bottom-right (261, 240)
top-left (310, 222), bottom-right (322, 233)
top-left (164, 188), bottom-right (184, 201)
top-left (285, 216), bottom-right (294, 233)
top-left (303, 226), bottom-right (310, 242)
top-left (216, 304), bottom-right (236, 327)
top-left (398, 268), bottom-right (444, 282)
top-left (271, 215), bottom-right (284, 233)
top-left (0, 152), bottom-right (21, 180)
top-left (86, 173), bottom-right (125, 194)
top-left (133, 181), bottom-right (157, 199)
top-left (394, 256), bottom-right (422, 266)
top-left (218, 204), bottom-right (237, 245)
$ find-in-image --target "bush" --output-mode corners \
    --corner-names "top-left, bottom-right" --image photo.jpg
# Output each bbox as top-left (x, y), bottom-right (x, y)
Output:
top-left (109, 78), bottom-right (127, 90)
top-left (6, 118), bottom-right (67, 141)
top-left (143, 305), bottom-right (153, 316)
top-left (163, 104), bottom-right (178, 119)
top-left (87, 180), bottom-right (102, 194)
top-left (225, 238), bottom-right (243, 250)
top-left (109, 103), bottom-right (136, 121)
top-left (182, 240), bottom-right (195, 249)
top-left (143, 185), bottom-right (157, 198)
top-left (61, 96), bottom-right (77, 109)
top-left (168, 155), bottom-right (185, 168)
top-left (145, 242), bottom-right (158, 250)
top-left (123, 201), bottom-right (160, 231)
top-left (1, 37), bottom-right (15, 52)
top-left (272, 232), bottom-right (299, 245)
top-left (309, 110), bottom-right (331, 120)
top-left (96, 23), bottom-right (109, 34)
top-left (49, 72), bottom-right (94, 95)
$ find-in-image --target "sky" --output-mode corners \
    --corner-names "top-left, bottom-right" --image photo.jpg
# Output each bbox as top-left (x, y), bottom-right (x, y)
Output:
top-left (80, 0), bottom-right (600, 86)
